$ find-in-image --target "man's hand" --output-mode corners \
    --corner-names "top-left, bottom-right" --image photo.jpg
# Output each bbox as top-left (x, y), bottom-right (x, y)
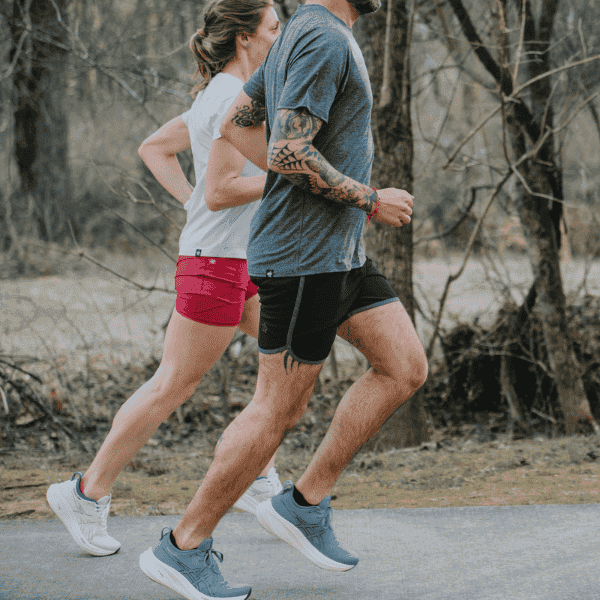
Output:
top-left (372, 188), bottom-right (414, 227)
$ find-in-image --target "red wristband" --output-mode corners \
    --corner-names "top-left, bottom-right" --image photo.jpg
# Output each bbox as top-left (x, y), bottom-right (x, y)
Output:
top-left (367, 188), bottom-right (380, 227)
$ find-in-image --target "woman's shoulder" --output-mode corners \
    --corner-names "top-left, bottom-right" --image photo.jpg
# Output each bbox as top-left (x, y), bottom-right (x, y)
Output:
top-left (184, 74), bottom-right (245, 136)
top-left (201, 74), bottom-right (243, 105)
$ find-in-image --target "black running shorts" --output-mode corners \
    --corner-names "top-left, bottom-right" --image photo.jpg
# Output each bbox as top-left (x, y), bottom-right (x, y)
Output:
top-left (250, 258), bottom-right (399, 367)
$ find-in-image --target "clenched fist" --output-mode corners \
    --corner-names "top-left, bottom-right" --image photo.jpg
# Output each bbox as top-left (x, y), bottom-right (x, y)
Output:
top-left (372, 188), bottom-right (414, 227)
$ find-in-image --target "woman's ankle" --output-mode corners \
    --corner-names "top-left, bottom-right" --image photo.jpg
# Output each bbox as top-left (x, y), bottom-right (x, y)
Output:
top-left (80, 474), bottom-right (109, 501)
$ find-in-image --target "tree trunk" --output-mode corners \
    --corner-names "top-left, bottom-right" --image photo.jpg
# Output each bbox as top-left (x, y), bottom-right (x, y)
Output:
top-left (446, 0), bottom-right (600, 435)
top-left (507, 0), bottom-right (598, 435)
top-left (9, 0), bottom-right (72, 242)
top-left (362, 0), bottom-right (430, 451)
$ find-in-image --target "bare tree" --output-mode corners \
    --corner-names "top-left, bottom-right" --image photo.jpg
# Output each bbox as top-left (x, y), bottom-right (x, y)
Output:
top-left (360, 0), bottom-right (431, 450)
top-left (4, 0), bottom-right (72, 244)
top-left (438, 0), bottom-right (600, 434)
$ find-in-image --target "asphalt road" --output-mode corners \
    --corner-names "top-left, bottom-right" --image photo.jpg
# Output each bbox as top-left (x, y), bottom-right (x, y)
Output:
top-left (1, 503), bottom-right (599, 600)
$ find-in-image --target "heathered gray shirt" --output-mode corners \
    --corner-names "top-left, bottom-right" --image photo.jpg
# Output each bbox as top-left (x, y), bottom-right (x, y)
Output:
top-left (243, 4), bottom-right (374, 278)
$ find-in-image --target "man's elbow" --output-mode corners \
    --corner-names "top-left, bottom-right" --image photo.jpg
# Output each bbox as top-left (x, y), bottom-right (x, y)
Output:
top-left (266, 146), bottom-right (277, 174)
top-left (220, 120), bottom-right (234, 143)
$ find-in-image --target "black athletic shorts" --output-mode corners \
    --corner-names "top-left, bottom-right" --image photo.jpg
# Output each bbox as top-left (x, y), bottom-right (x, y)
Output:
top-left (250, 257), bottom-right (399, 368)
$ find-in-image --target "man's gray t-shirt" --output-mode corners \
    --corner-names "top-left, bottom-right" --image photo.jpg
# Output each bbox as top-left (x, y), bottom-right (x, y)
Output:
top-left (243, 4), bottom-right (374, 278)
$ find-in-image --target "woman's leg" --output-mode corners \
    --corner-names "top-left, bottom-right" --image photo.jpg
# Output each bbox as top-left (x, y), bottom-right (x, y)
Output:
top-left (82, 308), bottom-right (238, 500)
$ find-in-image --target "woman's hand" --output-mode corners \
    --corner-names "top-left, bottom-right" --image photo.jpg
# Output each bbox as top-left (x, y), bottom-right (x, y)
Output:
top-left (138, 116), bottom-right (194, 206)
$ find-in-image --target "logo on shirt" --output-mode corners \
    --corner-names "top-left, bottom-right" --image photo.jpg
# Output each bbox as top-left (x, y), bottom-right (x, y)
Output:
top-left (195, 249), bottom-right (202, 257)
top-left (266, 270), bottom-right (274, 278)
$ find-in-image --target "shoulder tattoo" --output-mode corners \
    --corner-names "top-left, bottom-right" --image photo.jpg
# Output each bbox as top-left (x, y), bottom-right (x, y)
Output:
top-left (231, 98), bottom-right (266, 128)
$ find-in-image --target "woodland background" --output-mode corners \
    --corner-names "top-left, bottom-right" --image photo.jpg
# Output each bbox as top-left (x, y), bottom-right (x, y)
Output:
top-left (2, 0), bottom-right (600, 461)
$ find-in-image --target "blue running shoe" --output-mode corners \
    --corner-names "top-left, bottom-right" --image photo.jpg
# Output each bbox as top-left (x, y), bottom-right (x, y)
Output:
top-left (139, 528), bottom-right (251, 600)
top-left (256, 480), bottom-right (359, 572)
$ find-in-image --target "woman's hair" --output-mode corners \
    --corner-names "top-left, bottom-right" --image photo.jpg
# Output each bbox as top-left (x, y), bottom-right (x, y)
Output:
top-left (190, 0), bottom-right (271, 97)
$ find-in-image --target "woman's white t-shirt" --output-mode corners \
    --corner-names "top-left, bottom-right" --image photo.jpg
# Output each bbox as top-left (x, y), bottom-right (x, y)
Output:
top-left (179, 73), bottom-right (264, 259)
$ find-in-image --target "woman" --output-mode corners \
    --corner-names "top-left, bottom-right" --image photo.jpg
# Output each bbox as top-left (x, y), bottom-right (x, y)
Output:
top-left (47, 0), bottom-right (289, 559)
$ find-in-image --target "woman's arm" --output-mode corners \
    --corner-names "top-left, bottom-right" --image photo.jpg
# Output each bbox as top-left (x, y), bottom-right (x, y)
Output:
top-left (205, 136), bottom-right (266, 211)
top-left (138, 116), bottom-right (194, 206)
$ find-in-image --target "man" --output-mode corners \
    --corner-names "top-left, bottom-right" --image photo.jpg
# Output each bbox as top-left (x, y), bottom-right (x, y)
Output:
top-left (141, 0), bottom-right (428, 598)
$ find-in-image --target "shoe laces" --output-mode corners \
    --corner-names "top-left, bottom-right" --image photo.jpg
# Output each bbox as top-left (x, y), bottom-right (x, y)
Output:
top-left (200, 547), bottom-right (225, 578)
top-left (95, 501), bottom-right (110, 537)
top-left (318, 505), bottom-right (333, 530)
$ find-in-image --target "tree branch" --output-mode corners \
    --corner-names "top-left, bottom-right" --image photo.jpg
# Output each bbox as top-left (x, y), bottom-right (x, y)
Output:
top-left (426, 171), bottom-right (513, 359)
top-left (446, 0), bottom-right (542, 143)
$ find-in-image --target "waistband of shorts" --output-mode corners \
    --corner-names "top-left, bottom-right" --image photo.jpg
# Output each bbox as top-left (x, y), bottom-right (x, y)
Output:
top-left (176, 256), bottom-right (249, 282)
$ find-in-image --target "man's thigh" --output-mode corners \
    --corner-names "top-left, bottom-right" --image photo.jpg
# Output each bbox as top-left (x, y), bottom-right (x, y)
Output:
top-left (251, 271), bottom-right (357, 369)
top-left (337, 300), bottom-right (426, 380)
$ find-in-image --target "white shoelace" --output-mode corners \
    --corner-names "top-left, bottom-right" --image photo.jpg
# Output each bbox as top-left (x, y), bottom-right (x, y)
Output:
top-left (95, 500), bottom-right (110, 537)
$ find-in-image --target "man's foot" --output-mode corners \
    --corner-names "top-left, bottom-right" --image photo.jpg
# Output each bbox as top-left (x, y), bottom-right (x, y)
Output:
top-left (255, 480), bottom-right (359, 572)
top-left (233, 466), bottom-right (283, 515)
top-left (139, 528), bottom-right (251, 600)
top-left (46, 471), bottom-right (121, 556)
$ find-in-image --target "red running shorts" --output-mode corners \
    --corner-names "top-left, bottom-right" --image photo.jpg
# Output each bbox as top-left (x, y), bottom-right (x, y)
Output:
top-left (174, 256), bottom-right (258, 326)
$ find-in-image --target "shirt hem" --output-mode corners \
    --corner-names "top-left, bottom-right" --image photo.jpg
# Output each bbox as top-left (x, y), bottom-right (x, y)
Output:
top-left (248, 258), bottom-right (366, 278)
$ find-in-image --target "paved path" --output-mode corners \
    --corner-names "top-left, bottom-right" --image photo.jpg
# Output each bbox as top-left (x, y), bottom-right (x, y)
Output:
top-left (2, 504), bottom-right (599, 599)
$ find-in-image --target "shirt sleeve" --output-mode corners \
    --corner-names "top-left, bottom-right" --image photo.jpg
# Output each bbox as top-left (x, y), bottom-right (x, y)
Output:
top-left (180, 78), bottom-right (242, 143)
top-left (181, 108), bottom-right (192, 129)
top-left (278, 28), bottom-right (350, 124)
top-left (210, 94), bottom-right (239, 142)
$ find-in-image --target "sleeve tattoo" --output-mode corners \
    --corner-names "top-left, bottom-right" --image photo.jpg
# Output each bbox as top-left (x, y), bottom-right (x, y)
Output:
top-left (268, 108), bottom-right (377, 214)
top-left (231, 98), bottom-right (266, 128)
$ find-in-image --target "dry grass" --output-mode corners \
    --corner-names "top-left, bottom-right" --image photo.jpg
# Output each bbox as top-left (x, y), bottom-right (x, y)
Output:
top-left (1, 433), bottom-right (599, 520)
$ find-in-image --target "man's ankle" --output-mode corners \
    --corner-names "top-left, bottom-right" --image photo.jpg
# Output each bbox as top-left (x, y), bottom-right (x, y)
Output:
top-left (172, 527), bottom-right (210, 552)
top-left (293, 485), bottom-right (322, 507)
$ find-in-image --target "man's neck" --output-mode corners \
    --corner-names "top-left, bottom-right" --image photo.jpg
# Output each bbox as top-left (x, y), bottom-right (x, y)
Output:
top-left (304, 0), bottom-right (359, 28)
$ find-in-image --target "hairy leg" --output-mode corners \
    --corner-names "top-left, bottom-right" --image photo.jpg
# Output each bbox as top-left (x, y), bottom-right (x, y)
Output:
top-left (295, 301), bottom-right (428, 504)
top-left (173, 353), bottom-right (322, 550)
top-left (82, 309), bottom-right (238, 500)
top-left (234, 294), bottom-right (277, 477)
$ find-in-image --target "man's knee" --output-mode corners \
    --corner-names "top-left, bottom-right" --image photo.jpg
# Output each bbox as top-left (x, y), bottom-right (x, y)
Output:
top-left (375, 344), bottom-right (428, 396)
top-left (407, 347), bottom-right (428, 393)
top-left (252, 388), bottom-right (312, 430)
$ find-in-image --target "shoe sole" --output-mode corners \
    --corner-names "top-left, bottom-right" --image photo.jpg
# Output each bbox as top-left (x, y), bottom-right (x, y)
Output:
top-left (139, 548), bottom-right (251, 600)
top-left (255, 501), bottom-right (356, 572)
top-left (233, 495), bottom-right (258, 515)
top-left (234, 491), bottom-right (273, 515)
top-left (233, 482), bottom-right (283, 515)
top-left (46, 484), bottom-right (120, 557)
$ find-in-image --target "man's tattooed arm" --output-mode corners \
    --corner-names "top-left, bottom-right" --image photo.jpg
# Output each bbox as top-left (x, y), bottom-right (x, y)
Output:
top-left (231, 97), bottom-right (266, 128)
top-left (268, 108), bottom-right (377, 214)
top-left (220, 91), bottom-right (268, 172)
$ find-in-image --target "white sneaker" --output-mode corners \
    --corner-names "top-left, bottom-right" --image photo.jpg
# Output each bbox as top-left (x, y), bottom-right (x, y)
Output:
top-left (233, 467), bottom-right (283, 515)
top-left (46, 471), bottom-right (121, 556)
